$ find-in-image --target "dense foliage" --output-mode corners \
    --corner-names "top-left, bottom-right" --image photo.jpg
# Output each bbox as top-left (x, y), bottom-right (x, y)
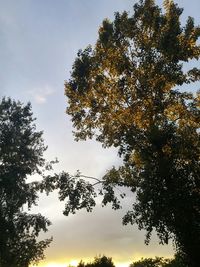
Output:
top-left (64, 1), bottom-right (200, 267)
top-left (76, 254), bottom-right (188, 267)
top-left (0, 97), bottom-right (52, 267)
top-left (130, 254), bottom-right (188, 267)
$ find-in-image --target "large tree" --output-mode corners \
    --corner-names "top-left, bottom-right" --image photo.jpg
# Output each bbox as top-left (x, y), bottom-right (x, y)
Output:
top-left (0, 97), bottom-right (52, 267)
top-left (64, 1), bottom-right (200, 267)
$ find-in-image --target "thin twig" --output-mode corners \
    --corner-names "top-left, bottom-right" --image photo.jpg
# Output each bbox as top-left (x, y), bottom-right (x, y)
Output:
top-left (79, 175), bottom-right (101, 183)
top-left (92, 181), bottom-right (102, 186)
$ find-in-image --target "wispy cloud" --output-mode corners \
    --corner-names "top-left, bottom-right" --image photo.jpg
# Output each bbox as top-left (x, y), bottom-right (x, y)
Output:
top-left (28, 85), bottom-right (55, 104)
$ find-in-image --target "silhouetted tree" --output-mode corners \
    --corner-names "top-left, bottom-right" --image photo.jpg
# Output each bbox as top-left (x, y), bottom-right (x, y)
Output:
top-left (76, 254), bottom-right (188, 267)
top-left (0, 97), bottom-right (52, 267)
top-left (64, 1), bottom-right (200, 267)
top-left (164, 253), bottom-right (188, 267)
top-left (130, 257), bottom-right (166, 267)
top-left (77, 255), bottom-right (115, 267)
top-left (130, 254), bottom-right (188, 267)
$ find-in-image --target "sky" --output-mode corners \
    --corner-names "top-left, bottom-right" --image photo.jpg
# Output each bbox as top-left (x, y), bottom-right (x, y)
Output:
top-left (0, 0), bottom-right (200, 267)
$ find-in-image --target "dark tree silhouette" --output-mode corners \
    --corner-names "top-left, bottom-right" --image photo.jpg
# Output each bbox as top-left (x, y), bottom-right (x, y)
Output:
top-left (77, 255), bottom-right (115, 267)
top-left (0, 97), bottom-right (52, 267)
top-left (76, 254), bottom-right (188, 267)
top-left (130, 253), bottom-right (188, 267)
top-left (130, 257), bottom-right (166, 267)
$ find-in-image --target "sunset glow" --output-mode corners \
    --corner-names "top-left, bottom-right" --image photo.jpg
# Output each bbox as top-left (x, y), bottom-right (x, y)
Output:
top-left (69, 260), bottom-right (79, 266)
top-left (34, 262), bottom-right (69, 267)
top-left (116, 263), bottom-right (131, 267)
top-left (40, 264), bottom-right (67, 267)
top-left (35, 260), bottom-right (132, 267)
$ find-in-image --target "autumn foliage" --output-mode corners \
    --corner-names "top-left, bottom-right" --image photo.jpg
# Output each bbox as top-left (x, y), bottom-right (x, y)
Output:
top-left (65, 1), bottom-right (200, 267)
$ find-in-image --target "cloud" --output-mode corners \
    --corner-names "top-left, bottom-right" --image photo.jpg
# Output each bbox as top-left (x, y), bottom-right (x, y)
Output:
top-left (28, 85), bottom-right (55, 104)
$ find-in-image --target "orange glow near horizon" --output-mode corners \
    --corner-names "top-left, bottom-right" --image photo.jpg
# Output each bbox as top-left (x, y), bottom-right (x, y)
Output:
top-left (32, 260), bottom-right (133, 267)
top-left (32, 252), bottom-right (157, 267)
top-left (35, 264), bottom-right (130, 267)
top-left (33, 263), bottom-right (70, 267)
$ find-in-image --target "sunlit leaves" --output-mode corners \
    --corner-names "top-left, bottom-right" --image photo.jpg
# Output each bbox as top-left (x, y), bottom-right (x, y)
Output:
top-left (65, 1), bottom-right (200, 266)
top-left (65, 0), bottom-right (200, 148)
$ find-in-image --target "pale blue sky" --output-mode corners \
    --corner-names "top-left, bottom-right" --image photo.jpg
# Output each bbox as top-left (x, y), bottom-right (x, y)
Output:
top-left (0, 1), bottom-right (199, 266)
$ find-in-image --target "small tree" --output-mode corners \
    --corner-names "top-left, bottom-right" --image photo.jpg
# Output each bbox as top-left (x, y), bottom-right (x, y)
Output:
top-left (0, 97), bottom-right (52, 267)
top-left (77, 255), bottom-right (115, 267)
top-left (64, 1), bottom-right (200, 267)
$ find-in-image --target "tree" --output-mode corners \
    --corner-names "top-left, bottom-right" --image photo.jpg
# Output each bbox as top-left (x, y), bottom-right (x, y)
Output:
top-left (64, 1), bottom-right (200, 267)
top-left (130, 257), bottom-right (167, 267)
top-left (129, 254), bottom-right (188, 267)
top-left (164, 253), bottom-right (188, 267)
top-left (0, 97), bottom-right (52, 267)
top-left (77, 255), bottom-right (115, 267)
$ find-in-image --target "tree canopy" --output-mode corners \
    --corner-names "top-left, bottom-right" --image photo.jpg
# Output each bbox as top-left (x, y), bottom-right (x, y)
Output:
top-left (130, 257), bottom-right (167, 267)
top-left (0, 97), bottom-right (52, 267)
top-left (130, 254), bottom-right (188, 267)
top-left (76, 254), bottom-right (188, 267)
top-left (64, 1), bottom-right (200, 267)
